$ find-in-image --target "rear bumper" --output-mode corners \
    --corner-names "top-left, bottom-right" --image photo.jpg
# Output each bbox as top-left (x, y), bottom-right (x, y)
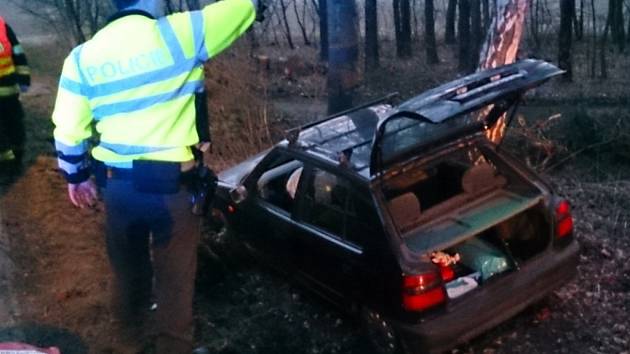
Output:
top-left (395, 240), bottom-right (579, 354)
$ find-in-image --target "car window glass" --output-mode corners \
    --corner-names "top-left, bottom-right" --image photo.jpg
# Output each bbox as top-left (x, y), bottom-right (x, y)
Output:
top-left (256, 158), bottom-right (304, 213)
top-left (302, 168), bottom-right (377, 248)
top-left (303, 169), bottom-right (347, 236)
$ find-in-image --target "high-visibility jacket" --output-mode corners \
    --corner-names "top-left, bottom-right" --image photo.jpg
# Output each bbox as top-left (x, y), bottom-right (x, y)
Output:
top-left (52, 0), bottom-right (255, 183)
top-left (0, 16), bottom-right (30, 97)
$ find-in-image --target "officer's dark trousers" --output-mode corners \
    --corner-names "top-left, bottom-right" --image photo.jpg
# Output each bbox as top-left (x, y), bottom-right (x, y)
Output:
top-left (0, 95), bottom-right (26, 159)
top-left (103, 179), bottom-right (200, 354)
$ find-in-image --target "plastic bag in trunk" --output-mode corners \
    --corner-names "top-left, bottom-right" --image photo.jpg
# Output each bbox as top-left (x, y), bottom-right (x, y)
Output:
top-left (454, 238), bottom-right (511, 281)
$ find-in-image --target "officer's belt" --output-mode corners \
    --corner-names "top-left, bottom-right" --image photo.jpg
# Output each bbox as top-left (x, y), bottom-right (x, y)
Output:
top-left (104, 161), bottom-right (195, 180)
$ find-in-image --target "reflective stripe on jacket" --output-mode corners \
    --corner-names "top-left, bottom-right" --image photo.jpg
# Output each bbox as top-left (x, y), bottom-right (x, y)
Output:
top-left (52, 0), bottom-right (255, 182)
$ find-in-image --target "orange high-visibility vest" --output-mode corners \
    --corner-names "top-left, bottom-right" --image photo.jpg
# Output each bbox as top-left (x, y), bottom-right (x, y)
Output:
top-left (0, 16), bottom-right (16, 78)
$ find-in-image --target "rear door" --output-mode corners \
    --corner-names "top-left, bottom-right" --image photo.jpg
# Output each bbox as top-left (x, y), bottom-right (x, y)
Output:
top-left (370, 59), bottom-right (564, 176)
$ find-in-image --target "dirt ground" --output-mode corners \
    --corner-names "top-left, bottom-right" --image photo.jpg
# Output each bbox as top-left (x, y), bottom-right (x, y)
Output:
top-left (2, 2), bottom-right (630, 354)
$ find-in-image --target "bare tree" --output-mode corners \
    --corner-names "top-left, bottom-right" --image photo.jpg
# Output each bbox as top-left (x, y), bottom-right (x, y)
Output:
top-left (458, 0), bottom-right (471, 72)
top-left (292, 0), bottom-right (311, 46)
top-left (327, 0), bottom-right (359, 114)
top-left (317, 0), bottom-right (329, 60)
top-left (394, 0), bottom-right (413, 57)
top-left (8, 0), bottom-right (115, 45)
top-left (445, 0), bottom-right (458, 43)
top-left (425, 0), bottom-right (440, 64)
top-left (471, 0), bottom-right (483, 71)
top-left (278, 0), bottom-right (295, 49)
top-left (478, 0), bottom-right (528, 143)
top-left (609, 0), bottom-right (625, 50)
top-left (365, 0), bottom-right (380, 70)
top-left (482, 0), bottom-right (491, 35)
top-left (559, 0), bottom-right (575, 81)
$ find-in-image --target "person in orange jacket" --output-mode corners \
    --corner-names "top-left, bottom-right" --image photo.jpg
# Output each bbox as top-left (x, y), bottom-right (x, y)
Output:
top-left (0, 15), bottom-right (30, 170)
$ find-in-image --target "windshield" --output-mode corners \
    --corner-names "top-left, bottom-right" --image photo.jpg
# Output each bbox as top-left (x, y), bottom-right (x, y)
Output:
top-left (379, 105), bottom-right (495, 167)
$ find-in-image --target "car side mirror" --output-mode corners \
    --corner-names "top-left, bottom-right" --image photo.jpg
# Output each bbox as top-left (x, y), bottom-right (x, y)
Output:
top-left (230, 185), bottom-right (248, 204)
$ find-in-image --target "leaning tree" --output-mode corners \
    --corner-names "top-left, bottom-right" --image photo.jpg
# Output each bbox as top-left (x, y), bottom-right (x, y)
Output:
top-left (478, 0), bottom-right (528, 143)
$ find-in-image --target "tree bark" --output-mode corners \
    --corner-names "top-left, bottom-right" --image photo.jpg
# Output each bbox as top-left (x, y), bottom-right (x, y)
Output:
top-left (458, 0), bottom-right (471, 72)
top-left (327, 0), bottom-right (359, 114)
top-left (394, 0), bottom-right (413, 57)
top-left (471, 0), bottom-right (483, 72)
top-left (478, 0), bottom-right (528, 143)
top-left (365, 0), bottom-right (380, 70)
top-left (425, 0), bottom-right (440, 64)
top-left (590, 0), bottom-right (597, 77)
top-left (559, 0), bottom-right (575, 81)
top-left (293, 0), bottom-right (311, 46)
top-left (445, 0), bottom-right (458, 44)
top-left (607, 0), bottom-right (625, 51)
top-left (319, 0), bottom-right (329, 61)
top-left (482, 0), bottom-right (491, 35)
top-left (279, 0), bottom-right (295, 49)
top-left (575, 0), bottom-right (584, 40)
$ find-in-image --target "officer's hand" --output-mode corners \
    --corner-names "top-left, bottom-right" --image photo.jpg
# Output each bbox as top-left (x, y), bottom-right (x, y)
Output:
top-left (68, 180), bottom-right (98, 209)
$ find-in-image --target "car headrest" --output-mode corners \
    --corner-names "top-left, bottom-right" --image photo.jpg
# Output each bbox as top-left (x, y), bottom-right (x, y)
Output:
top-left (461, 163), bottom-right (506, 194)
top-left (388, 192), bottom-right (421, 231)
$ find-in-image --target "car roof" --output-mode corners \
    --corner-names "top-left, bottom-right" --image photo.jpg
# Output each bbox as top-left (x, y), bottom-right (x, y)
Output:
top-left (294, 104), bottom-right (393, 178)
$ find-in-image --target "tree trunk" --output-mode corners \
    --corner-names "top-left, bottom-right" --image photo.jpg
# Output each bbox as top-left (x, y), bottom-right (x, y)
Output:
top-left (394, 0), bottom-right (413, 57)
top-left (575, 0), bottom-right (584, 40)
top-left (279, 0), bottom-right (295, 49)
top-left (528, 0), bottom-right (541, 54)
top-left (327, 0), bottom-right (359, 114)
top-left (365, 0), bottom-right (380, 70)
top-left (319, 0), bottom-right (329, 61)
top-left (608, 0), bottom-right (624, 51)
top-left (471, 0), bottom-right (483, 72)
top-left (590, 0), bottom-right (597, 77)
top-left (614, 0), bottom-right (625, 50)
top-left (600, 14), bottom-right (611, 79)
top-left (478, 0), bottom-right (528, 143)
top-left (458, 0), bottom-right (471, 72)
top-left (425, 0), bottom-right (440, 64)
top-left (445, 0), bottom-right (458, 43)
top-left (559, 0), bottom-right (575, 81)
top-left (293, 0), bottom-right (311, 46)
top-left (482, 0), bottom-right (491, 35)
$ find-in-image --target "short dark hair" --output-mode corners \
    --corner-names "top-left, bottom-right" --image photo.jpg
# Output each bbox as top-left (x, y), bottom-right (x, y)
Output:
top-left (112, 0), bottom-right (140, 10)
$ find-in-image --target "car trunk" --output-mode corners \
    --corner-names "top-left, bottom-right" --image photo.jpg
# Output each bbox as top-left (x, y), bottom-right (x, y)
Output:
top-left (383, 142), bottom-right (552, 300)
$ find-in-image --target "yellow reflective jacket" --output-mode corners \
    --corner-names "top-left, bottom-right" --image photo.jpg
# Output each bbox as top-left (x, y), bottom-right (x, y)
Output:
top-left (52, 0), bottom-right (255, 183)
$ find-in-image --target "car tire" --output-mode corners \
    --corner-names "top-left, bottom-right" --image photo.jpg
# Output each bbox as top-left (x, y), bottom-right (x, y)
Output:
top-left (361, 307), bottom-right (405, 354)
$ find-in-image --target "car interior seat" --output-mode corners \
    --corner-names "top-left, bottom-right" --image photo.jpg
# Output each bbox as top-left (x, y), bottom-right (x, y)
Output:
top-left (461, 163), bottom-right (507, 195)
top-left (388, 192), bottom-right (421, 231)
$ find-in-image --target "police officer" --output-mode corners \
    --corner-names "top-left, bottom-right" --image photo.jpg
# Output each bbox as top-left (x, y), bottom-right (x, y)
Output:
top-left (0, 15), bottom-right (30, 169)
top-left (51, 0), bottom-right (258, 353)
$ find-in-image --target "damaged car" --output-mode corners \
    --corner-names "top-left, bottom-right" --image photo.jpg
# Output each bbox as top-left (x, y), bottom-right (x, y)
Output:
top-left (211, 59), bottom-right (579, 354)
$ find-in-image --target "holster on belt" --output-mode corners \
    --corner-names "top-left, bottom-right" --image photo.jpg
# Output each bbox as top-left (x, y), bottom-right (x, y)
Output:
top-left (191, 164), bottom-right (218, 216)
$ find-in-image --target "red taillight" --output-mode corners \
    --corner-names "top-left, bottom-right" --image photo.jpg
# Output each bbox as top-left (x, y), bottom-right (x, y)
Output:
top-left (402, 271), bottom-right (446, 312)
top-left (227, 205), bottom-right (236, 214)
top-left (439, 265), bottom-right (455, 282)
top-left (555, 200), bottom-right (573, 238)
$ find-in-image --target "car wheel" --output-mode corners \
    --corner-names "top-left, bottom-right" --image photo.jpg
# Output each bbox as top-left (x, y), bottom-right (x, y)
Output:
top-left (361, 308), bottom-right (403, 354)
